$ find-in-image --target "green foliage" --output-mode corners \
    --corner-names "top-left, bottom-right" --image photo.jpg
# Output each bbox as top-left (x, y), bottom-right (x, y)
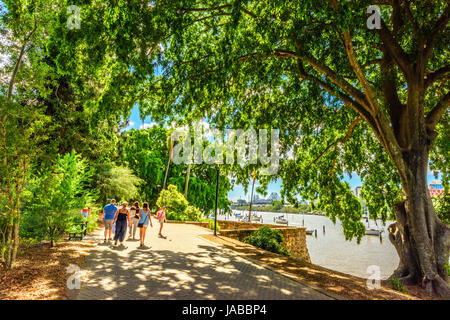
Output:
top-left (271, 200), bottom-right (283, 211)
top-left (84, 0), bottom-right (448, 244)
top-left (155, 184), bottom-right (205, 221)
top-left (96, 164), bottom-right (144, 204)
top-left (156, 185), bottom-right (189, 220)
top-left (21, 151), bottom-right (95, 244)
top-left (245, 226), bottom-right (290, 257)
top-left (118, 127), bottom-right (168, 204)
top-left (118, 127), bottom-right (232, 214)
top-left (209, 220), bottom-right (220, 232)
top-left (432, 195), bottom-right (450, 225)
top-left (184, 205), bottom-right (203, 222)
top-left (387, 276), bottom-right (408, 293)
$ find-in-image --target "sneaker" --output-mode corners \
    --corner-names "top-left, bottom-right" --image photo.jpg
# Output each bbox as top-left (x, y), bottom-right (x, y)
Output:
top-left (115, 240), bottom-right (118, 246)
top-left (103, 239), bottom-right (107, 243)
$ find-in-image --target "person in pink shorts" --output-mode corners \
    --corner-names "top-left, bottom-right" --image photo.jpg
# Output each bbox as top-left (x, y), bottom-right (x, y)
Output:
top-left (156, 206), bottom-right (167, 238)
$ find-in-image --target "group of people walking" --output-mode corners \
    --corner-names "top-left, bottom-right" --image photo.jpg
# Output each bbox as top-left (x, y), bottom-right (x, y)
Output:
top-left (102, 199), bottom-right (167, 248)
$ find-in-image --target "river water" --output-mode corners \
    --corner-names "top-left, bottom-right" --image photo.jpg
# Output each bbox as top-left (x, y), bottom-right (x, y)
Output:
top-left (217, 210), bottom-right (399, 280)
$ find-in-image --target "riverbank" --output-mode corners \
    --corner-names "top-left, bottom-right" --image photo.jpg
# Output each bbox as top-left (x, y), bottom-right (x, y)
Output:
top-left (201, 234), bottom-right (437, 300)
top-left (234, 205), bottom-right (321, 215)
top-left (0, 236), bottom-right (96, 299)
top-left (222, 211), bottom-right (399, 279)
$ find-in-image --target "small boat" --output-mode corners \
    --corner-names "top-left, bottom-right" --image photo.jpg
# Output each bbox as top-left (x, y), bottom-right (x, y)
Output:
top-left (274, 215), bottom-right (288, 225)
top-left (238, 214), bottom-right (249, 222)
top-left (250, 215), bottom-right (263, 223)
top-left (365, 228), bottom-right (383, 236)
top-left (306, 230), bottom-right (314, 235)
top-left (364, 215), bottom-right (384, 236)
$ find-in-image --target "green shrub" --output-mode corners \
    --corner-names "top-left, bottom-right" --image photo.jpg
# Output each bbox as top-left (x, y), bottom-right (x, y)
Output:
top-left (387, 276), bottom-right (407, 293)
top-left (184, 205), bottom-right (203, 221)
top-left (157, 185), bottom-right (189, 220)
top-left (209, 220), bottom-right (220, 231)
top-left (244, 226), bottom-right (290, 256)
top-left (432, 194), bottom-right (450, 225)
top-left (156, 184), bottom-right (203, 221)
top-left (21, 151), bottom-right (96, 246)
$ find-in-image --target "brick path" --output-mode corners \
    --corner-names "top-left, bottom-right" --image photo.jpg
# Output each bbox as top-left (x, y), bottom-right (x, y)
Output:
top-left (70, 223), bottom-right (332, 300)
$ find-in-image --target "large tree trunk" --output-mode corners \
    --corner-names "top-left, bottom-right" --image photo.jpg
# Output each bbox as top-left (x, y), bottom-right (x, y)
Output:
top-left (184, 162), bottom-right (191, 199)
top-left (388, 143), bottom-right (450, 298)
top-left (4, 222), bottom-right (13, 268)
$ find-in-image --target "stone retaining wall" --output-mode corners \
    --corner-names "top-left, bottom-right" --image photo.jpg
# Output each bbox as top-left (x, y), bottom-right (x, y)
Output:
top-left (214, 220), bottom-right (290, 230)
top-left (216, 220), bottom-right (311, 263)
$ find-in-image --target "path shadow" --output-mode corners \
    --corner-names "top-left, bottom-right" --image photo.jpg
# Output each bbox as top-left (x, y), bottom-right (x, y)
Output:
top-left (110, 245), bottom-right (128, 251)
top-left (75, 242), bottom-right (329, 300)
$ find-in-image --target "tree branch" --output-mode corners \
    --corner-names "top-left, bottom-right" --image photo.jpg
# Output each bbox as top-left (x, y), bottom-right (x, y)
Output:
top-left (378, 18), bottom-right (413, 79)
top-left (7, 19), bottom-right (38, 101)
top-left (271, 49), bottom-right (371, 110)
top-left (402, 0), bottom-right (419, 33)
top-left (179, 5), bottom-right (258, 19)
top-left (310, 116), bottom-right (362, 165)
top-left (425, 66), bottom-right (450, 89)
top-left (423, 5), bottom-right (450, 63)
top-left (343, 31), bottom-right (379, 113)
top-left (426, 91), bottom-right (450, 131)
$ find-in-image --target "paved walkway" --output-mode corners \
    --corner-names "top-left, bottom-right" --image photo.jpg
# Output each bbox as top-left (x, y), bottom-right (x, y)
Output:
top-left (70, 223), bottom-right (332, 300)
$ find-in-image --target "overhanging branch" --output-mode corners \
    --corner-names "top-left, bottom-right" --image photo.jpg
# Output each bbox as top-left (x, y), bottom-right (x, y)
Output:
top-left (378, 19), bottom-right (413, 79)
top-left (423, 5), bottom-right (450, 63)
top-left (310, 116), bottom-right (362, 165)
top-left (425, 66), bottom-right (450, 89)
top-left (426, 91), bottom-right (450, 131)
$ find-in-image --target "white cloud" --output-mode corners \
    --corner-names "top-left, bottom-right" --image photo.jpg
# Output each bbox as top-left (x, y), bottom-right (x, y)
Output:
top-left (140, 122), bottom-right (157, 129)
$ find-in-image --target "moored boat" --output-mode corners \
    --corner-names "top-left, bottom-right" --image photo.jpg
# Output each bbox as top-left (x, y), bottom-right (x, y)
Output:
top-left (273, 215), bottom-right (288, 225)
top-left (365, 228), bottom-right (383, 236)
top-left (250, 215), bottom-right (263, 223)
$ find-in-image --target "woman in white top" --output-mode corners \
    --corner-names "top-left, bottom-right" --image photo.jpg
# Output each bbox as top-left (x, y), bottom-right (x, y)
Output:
top-left (128, 201), bottom-right (140, 240)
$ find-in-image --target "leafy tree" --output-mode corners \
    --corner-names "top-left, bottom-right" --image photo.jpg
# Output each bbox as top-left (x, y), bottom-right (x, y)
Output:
top-left (271, 200), bottom-right (283, 211)
top-left (118, 1), bottom-right (448, 297)
top-left (0, 0), bottom-right (61, 267)
top-left (118, 126), bottom-right (232, 213)
top-left (96, 164), bottom-right (144, 204)
top-left (118, 127), bottom-right (168, 203)
top-left (432, 194), bottom-right (450, 225)
top-left (22, 151), bottom-right (95, 247)
top-left (156, 184), bottom-right (204, 221)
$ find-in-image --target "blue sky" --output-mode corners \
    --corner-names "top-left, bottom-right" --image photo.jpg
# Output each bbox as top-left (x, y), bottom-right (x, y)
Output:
top-left (125, 105), bottom-right (442, 201)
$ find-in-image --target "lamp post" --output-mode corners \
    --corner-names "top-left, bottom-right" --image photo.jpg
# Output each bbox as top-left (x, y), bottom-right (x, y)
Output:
top-left (214, 165), bottom-right (219, 236)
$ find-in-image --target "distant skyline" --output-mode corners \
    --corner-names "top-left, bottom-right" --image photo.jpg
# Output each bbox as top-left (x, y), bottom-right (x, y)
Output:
top-left (125, 106), bottom-right (443, 202)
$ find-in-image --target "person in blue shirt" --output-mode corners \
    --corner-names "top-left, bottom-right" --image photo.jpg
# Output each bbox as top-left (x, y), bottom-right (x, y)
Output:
top-left (102, 199), bottom-right (118, 243)
top-left (138, 202), bottom-right (153, 247)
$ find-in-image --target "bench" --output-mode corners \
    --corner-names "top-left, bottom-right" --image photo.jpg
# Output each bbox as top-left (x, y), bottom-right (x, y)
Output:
top-left (68, 222), bottom-right (88, 240)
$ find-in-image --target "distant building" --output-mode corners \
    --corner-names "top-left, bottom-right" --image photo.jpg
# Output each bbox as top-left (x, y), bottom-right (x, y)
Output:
top-left (429, 181), bottom-right (444, 197)
top-left (352, 186), bottom-right (362, 198)
top-left (268, 192), bottom-right (281, 201)
top-left (236, 199), bottom-right (247, 204)
top-left (253, 194), bottom-right (260, 202)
